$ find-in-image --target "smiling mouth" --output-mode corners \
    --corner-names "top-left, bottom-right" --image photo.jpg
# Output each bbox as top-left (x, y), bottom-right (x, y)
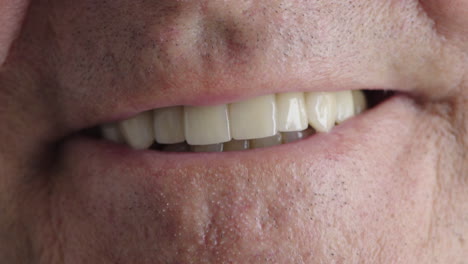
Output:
top-left (95, 90), bottom-right (392, 153)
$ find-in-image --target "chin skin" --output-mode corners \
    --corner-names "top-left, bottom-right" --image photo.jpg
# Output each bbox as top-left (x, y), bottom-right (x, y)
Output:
top-left (37, 97), bottom-right (462, 263)
top-left (0, 0), bottom-right (467, 263)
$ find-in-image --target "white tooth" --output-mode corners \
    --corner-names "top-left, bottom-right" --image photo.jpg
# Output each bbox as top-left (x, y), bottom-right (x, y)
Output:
top-left (282, 128), bottom-right (314, 144)
top-left (352, 90), bottom-right (367, 115)
top-left (101, 123), bottom-right (125, 143)
top-left (153, 106), bottom-right (185, 144)
top-left (224, 140), bottom-right (250, 151)
top-left (190, 144), bottom-right (224, 153)
top-left (119, 111), bottom-right (154, 149)
top-left (305, 92), bottom-right (337, 132)
top-left (276, 92), bottom-right (308, 132)
top-left (184, 104), bottom-right (231, 145)
top-left (250, 133), bottom-right (282, 149)
top-left (229, 95), bottom-right (277, 140)
top-left (335, 91), bottom-right (355, 123)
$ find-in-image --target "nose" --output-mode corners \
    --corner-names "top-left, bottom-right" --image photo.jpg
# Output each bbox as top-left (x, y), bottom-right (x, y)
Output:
top-left (148, 0), bottom-right (274, 71)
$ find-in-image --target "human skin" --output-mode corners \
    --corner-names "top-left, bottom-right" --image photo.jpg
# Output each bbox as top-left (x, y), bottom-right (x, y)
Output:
top-left (0, 0), bottom-right (466, 263)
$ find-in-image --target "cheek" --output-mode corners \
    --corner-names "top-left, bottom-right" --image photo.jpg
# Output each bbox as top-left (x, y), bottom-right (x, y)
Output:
top-left (419, 0), bottom-right (468, 42)
top-left (0, 0), bottom-right (29, 65)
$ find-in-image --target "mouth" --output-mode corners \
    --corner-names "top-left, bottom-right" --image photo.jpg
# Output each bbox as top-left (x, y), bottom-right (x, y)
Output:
top-left (86, 89), bottom-right (393, 153)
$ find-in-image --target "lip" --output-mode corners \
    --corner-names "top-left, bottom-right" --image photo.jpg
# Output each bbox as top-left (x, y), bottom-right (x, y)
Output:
top-left (101, 87), bottom-right (387, 125)
top-left (61, 94), bottom-right (413, 177)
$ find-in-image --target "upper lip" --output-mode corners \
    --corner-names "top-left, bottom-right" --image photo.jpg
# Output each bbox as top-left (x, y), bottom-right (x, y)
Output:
top-left (81, 81), bottom-right (392, 127)
top-left (5, 0), bottom-right (465, 152)
top-left (41, 42), bottom-right (425, 139)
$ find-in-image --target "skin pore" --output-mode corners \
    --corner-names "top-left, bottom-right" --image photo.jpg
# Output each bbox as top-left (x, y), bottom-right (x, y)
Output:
top-left (0, 0), bottom-right (466, 263)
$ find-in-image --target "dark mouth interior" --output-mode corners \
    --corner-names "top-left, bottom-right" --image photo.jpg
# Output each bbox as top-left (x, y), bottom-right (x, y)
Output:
top-left (365, 90), bottom-right (395, 108)
top-left (81, 90), bottom-right (396, 148)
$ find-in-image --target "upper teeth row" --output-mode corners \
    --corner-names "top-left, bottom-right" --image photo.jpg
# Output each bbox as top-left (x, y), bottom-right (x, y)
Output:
top-left (101, 91), bottom-right (367, 149)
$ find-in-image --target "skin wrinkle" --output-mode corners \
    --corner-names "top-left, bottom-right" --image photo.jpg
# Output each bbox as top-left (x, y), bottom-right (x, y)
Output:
top-left (418, 0), bottom-right (468, 49)
top-left (428, 97), bottom-right (467, 262)
top-left (416, 0), bottom-right (468, 100)
top-left (0, 0), bottom-right (466, 263)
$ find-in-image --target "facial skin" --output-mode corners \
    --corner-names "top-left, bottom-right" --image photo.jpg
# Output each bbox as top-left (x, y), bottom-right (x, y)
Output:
top-left (0, 0), bottom-right (466, 263)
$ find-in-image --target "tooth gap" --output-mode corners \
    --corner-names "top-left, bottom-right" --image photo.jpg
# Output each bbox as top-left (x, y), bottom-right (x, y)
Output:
top-left (149, 142), bottom-right (162, 151)
top-left (160, 142), bottom-right (190, 152)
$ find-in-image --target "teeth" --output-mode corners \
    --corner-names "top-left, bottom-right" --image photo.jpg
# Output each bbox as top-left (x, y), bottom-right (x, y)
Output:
top-left (223, 140), bottom-right (250, 151)
top-left (153, 106), bottom-right (185, 144)
top-left (101, 123), bottom-right (125, 143)
top-left (229, 95), bottom-right (277, 140)
top-left (305, 92), bottom-right (337, 132)
top-left (335, 91), bottom-right (355, 124)
top-left (352, 90), bottom-right (367, 115)
top-left (184, 104), bottom-right (231, 145)
top-left (276, 92), bottom-right (308, 132)
top-left (103, 90), bottom-right (369, 152)
top-left (191, 144), bottom-right (224, 153)
top-left (250, 133), bottom-right (282, 149)
top-left (119, 111), bottom-right (154, 149)
top-left (281, 128), bottom-right (314, 144)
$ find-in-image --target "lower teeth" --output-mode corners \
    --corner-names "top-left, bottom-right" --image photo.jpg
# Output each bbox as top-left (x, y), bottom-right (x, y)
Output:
top-left (149, 127), bottom-right (315, 153)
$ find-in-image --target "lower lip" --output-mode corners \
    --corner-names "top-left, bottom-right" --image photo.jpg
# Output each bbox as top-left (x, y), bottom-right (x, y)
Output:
top-left (61, 94), bottom-right (413, 178)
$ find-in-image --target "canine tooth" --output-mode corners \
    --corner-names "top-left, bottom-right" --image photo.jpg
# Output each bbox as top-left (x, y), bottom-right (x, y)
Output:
top-left (224, 140), bottom-right (250, 151)
top-left (119, 111), bottom-right (154, 149)
top-left (190, 144), bottom-right (224, 153)
top-left (352, 90), bottom-right (367, 114)
top-left (162, 142), bottom-right (190, 152)
top-left (305, 92), bottom-right (337, 132)
top-left (335, 91), bottom-right (355, 123)
top-left (282, 128), bottom-right (314, 143)
top-left (229, 95), bottom-right (277, 140)
top-left (184, 104), bottom-right (231, 145)
top-left (276, 92), bottom-right (308, 132)
top-left (153, 106), bottom-right (185, 144)
top-left (101, 123), bottom-right (125, 143)
top-left (250, 133), bottom-right (282, 149)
